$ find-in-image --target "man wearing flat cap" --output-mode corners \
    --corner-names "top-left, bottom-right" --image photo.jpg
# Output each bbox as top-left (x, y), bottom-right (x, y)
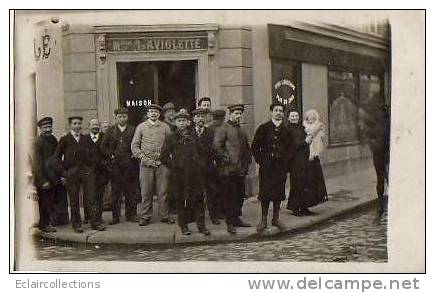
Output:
top-left (32, 117), bottom-right (68, 232)
top-left (54, 116), bottom-right (105, 232)
top-left (131, 104), bottom-right (173, 226)
top-left (192, 108), bottom-right (221, 225)
top-left (213, 104), bottom-right (252, 234)
top-left (161, 111), bottom-right (210, 235)
top-left (101, 108), bottom-right (138, 225)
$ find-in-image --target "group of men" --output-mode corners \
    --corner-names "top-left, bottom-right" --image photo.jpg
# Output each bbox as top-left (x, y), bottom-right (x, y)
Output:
top-left (33, 97), bottom-right (265, 235)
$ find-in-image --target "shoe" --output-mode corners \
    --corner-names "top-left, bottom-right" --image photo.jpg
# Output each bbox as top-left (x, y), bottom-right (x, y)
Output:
top-left (181, 226), bottom-right (191, 235)
top-left (126, 216), bottom-right (139, 223)
top-left (271, 219), bottom-right (287, 230)
top-left (235, 218), bottom-right (251, 227)
top-left (211, 218), bottom-right (221, 225)
top-left (199, 228), bottom-right (211, 236)
top-left (227, 224), bottom-right (237, 234)
top-left (293, 209), bottom-right (303, 217)
top-left (301, 208), bottom-right (315, 216)
top-left (168, 217), bottom-right (176, 224)
top-left (73, 226), bottom-right (84, 233)
top-left (160, 218), bottom-right (169, 223)
top-left (91, 224), bottom-right (106, 231)
top-left (109, 218), bottom-right (120, 225)
top-left (139, 218), bottom-right (150, 226)
top-left (83, 219), bottom-right (89, 224)
top-left (256, 220), bottom-right (267, 232)
top-left (40, 225), bottom-right (57, 233)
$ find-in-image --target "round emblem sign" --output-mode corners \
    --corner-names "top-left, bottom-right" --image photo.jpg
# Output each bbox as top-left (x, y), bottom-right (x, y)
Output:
top-left (274, 79), bottom-right (296, 106)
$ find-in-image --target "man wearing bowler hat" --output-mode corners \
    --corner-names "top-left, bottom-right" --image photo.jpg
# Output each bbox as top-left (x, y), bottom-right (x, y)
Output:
top-left (54, 116), bottom-right (105, 232)
top-left (131, 104), bottom-right (173, 226)
top-left (100, 108), bottom-right (138, 225)
top-left (213, 104), bottom-right (252, 234)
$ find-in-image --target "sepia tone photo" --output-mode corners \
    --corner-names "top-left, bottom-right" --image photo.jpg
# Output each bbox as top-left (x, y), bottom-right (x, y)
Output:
top-left (11, 10), bottom-right (425, 273)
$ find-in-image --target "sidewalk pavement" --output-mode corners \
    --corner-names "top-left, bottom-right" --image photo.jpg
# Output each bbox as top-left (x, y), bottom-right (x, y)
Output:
top-left (32, 164), bottom-right (378, 246)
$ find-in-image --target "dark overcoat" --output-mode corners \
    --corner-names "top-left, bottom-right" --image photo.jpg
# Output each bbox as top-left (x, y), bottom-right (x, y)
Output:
top-left (53, 133), bottom-right (94, 174)
top-left (161, 129), bottom-right (205, 203)
top-left (192, 126), bottom-right (217, 176)
top-left (83, 133), bottom-right (110, 184)
top-left (32, 134), bottom-right (60, 188)
top-left (252, 120), bottom-right (291, 202)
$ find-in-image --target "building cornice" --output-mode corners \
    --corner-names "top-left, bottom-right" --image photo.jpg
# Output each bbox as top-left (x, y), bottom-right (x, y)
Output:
top-left (94, 24), bottom-right (219, 34)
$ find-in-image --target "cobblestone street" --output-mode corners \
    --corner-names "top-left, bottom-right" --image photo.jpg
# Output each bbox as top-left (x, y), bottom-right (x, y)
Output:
top-left (35, 204), bottom-right (387, 262)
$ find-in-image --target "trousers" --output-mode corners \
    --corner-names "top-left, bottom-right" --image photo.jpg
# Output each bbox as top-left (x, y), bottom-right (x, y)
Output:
top-left (221, 174), bottom-right (246, 225)
top-left (65, 166), bottom-right (96, 227)
top-left (139, 164), bottom-right (170, 220)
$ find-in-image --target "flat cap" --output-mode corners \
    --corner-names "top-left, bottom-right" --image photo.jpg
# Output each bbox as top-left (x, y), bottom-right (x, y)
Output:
top-left (114, 107), bottom-right (129, 115)
top-left (37, 117), bottom-right (53, 127)
top-left (174, 111), bottom-right (190, 120)
top-left (227, 104), bottom-right (245, 112)
top-left (191, 108), bottom-right (209, 116)
top-left (212, 109), bottom-right (227, 119)
top-left (162, 102), bottom-right (176, 113)
top-left (68, 116), bottom-right (83, 123)
top-left (147, 104), bottom-right (163, 112)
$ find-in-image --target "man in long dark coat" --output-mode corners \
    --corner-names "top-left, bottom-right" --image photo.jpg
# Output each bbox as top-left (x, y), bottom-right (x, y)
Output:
top-left (32, 117), bottom-right (68, 232)
top-left (100, 108), bottom-right (138, 225)
top-left (83, 118), bottom-right (109, 225)
top-left (161, 111), bottom-right (210, 236)
top-left (54, 116), bottom-right (105, 232)
top-left (252, 103), bottom-right (290, 232)
top-left (214, 104), bottom-right (252, 234)
top-left (191, 108), bottom-right (221, 225)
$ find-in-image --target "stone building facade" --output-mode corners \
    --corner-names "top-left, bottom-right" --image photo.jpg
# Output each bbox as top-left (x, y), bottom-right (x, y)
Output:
top-left (22, 11), bottom-right (391, 195)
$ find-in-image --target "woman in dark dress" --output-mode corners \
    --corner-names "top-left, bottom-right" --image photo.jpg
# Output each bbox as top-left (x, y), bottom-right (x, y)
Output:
top-left (286, 110), bottom-right (328, 216)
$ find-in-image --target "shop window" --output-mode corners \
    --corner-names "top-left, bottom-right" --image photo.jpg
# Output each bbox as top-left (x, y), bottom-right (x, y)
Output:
top-left (328, 69), bottom-right (359, 146)
top-left (328, 69), bottom-right (384, 147)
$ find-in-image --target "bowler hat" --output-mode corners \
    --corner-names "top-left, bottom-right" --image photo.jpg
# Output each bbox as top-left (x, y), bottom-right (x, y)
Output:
top-left (37, 117), bottom-right (53, 127)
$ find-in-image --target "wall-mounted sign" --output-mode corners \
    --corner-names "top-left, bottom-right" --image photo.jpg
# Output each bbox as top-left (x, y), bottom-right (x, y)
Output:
top-left (271, 59), bottom-right (301, 113)
top-left (273, 79), bottom-right (296, 106)
top-left (106, 37), bottom-right (208, 52)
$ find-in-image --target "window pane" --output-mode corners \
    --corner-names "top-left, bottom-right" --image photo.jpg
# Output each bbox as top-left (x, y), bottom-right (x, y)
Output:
top-left (359, 73), bottom-right (382, 108)
top-left (328, 69), bottom-right (359, 146)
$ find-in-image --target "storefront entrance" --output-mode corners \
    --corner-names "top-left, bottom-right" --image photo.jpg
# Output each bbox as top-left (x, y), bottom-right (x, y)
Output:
top-left (117, 60), bottom-right (197, 126)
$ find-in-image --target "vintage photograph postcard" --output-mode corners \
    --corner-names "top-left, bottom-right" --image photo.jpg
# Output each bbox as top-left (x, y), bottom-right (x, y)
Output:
top-left (11, 9), bottom-right (425, 273)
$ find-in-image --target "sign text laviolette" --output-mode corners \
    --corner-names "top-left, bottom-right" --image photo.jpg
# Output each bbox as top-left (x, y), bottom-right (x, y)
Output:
top-left (106, 36), bottom-right (208, 52)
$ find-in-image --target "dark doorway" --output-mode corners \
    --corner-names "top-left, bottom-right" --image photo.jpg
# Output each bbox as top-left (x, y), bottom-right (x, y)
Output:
top-left (117, 60), bottom-right (197, 126)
